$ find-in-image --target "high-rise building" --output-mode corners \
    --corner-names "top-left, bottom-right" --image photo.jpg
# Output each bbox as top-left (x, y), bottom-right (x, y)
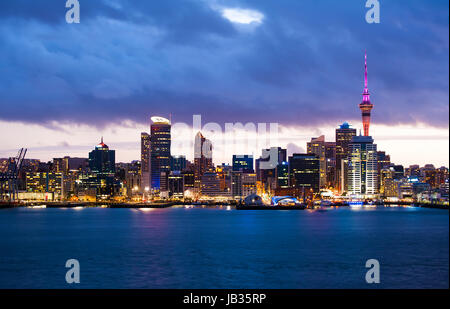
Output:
top-left (276, 161), bottom-right (289, 189)
top-left (231, 171), bottom-right (243, 199)
top-left (194, 132), bottom-right (213, 192)
top-left (25, 172), bottom-right (63, 200)
top-left (140, 132), bottom-right (150, 192)
top-left (241, 173), bottom-right (257, 198)
top-left (88, 138), bottom-right (115, 174)
top-left (230, 171), bottom-right (256, 199)
top-left (288, 153), bottom-right (320, 193)
top-left (359, 51), bottom-right (374, 137)
top-left (379, 167), bottom-right (395, 197)
top-left (335, 122), bottom-right (357, 192)
top-left (347, 135), bottom-right (378, 196)
top-left (405, 165), bottom-right (420, 178)
top-left (232, 155), bottom-right (254, 173)
top-left (436, 167), bottom-right (449, 187)
top-left (421, 164), bottom-right (437, 188)
top-left (307, 136), bottom-right (326, 188)
top-left (255, 147), bottom-right (287, 193)
top-left (376, 151), bottom-right (391, 191)
top-left (392, 165), bottom-right (405, 180)
top-left (216, 164), bottom-right (232, 196)
top-left (170, 155), bottom-right (187, 172)
top-left (200, 172), bottom-right (221, 197)
top-left (325, 142), bottom-right (336, 188)
top-left (182, 170), bottom-right (195, 192)
top-left (86, 138), bottom-right (117, 199)
top-left (168, 171), bottom-right (184, 198)
top-left (150, 116), bottom-right (171, 191)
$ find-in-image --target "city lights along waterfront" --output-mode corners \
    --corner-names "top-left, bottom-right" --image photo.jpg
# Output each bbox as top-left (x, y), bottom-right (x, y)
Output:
top-left (0, 53), bottom-right (448, 289)
top-left (0, 53), bottom-right (448, 209)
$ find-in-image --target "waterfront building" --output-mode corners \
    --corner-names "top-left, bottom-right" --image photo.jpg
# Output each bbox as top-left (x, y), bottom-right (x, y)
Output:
top-left (170, 155), bottom-right (187, 172)
top-left (276, 161), bottom-right (289, 189)
top-left (335, 122), bottom-right (357, 192)
top-left (216, 164), bottom-right (232, 197)
top-left (288, 153), bottom-right (320, 193)
top-left (89, 138), bottom-right (115, 174)
top-left (307, 136), bottom-right (327, 188)
top-left (232, 155), bottom-right (254, 173)
top-left (230, 171), bottom-right (257, 199)
top-left (397, 180), bottom-right (414, 200)
top-left (412, 181), bottom-right (431, 195)
top-left (392, 165), bottom-right (405, 180)
top-left (405, 165), bottom-right (421, 178)
top-left (380, 167), bottom-right (397, 197)
top-left (141, 132), bottom-right (150, 192)
top-left (118, 161), bottom-right (141, 199)
top-left (436, 167), bottom-right (449, 187)
top-left (242, 173), bottom-right (257, 198)
top-left (325, 142), bottom-right (336, 188)
top-left (420, 164), bottom-right (438, 188)
top-left (168, 171), bottom-right (184, 198)
top-left (182, 170), bottom-right (195, 192)
top-left (25, 172), bottom-right (63, 200)
top-left (376, 151), bottom-right (391, 191)
top-left (86, 139), bottom-right (118, 199)
top-left (255, 147), bottom-right (287, 193)
top-left (347, 135), bottom-right (378, 196)
top-left (150, 117), bottom-right (171, 192)
top-left (231, 171), bottom-right (243, 199)
top-left (194, 132), bottom-right (213, 192)
top-left (200, 172), bottom-right (221, 197)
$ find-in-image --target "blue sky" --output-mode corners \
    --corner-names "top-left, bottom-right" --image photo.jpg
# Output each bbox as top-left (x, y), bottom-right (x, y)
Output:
top-left (0, 0), bottom-right (448, 165)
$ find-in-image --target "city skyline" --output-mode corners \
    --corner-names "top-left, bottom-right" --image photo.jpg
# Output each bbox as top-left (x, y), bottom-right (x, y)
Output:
top-left (0, 1), bottom-right (448, 167)
top-left (0, 119), bottom-right (448, 168)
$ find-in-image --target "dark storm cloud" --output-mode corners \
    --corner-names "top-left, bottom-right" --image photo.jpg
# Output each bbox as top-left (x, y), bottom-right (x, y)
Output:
top-left (0, 0), bottom-right (448, 128)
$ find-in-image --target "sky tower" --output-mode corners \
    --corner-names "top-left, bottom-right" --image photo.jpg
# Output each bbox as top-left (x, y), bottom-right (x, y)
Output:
top-left (359, 51), bottom-right (374, 136)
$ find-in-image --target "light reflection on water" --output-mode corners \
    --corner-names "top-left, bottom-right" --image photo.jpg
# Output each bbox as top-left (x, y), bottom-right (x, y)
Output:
top-left (0, 206), bottom-right (447, 289)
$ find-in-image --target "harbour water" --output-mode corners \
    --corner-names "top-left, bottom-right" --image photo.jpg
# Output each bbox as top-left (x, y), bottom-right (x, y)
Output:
top-left (0, 205), bottom-right (448, 288)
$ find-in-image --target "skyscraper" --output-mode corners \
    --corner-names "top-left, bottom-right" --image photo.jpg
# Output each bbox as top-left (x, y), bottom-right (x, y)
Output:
top-left (335, 122), bottom-right (357, 192)
top-left (140, 132), bottom-right (150, 192)
top-left (150, 116), bottom-right (171, 191)
top-left (325, 142), bottom-right (336, 188)
top-left (348, 135), bottom-right (378, 196)
top-left (170, 155), bottom-right (187, 172)
top-left (255, 147), bottom-right (287, 193)
top-left (307, 135), bottom-right (326, 188)
top-left (87, 138), bottom-right (117, 198)
top-left (194, 132), bottom-right (213, 192)
top-left (88, 137), bottom-right (115, 174)
top-left (359, 51), bottom-right (374, 137)
top-left (232, 155), bottom-right (254, 173)
top-left (288, 153), bottom-right (320, 193)
top-left (276, 161), bottom-right (289, 189)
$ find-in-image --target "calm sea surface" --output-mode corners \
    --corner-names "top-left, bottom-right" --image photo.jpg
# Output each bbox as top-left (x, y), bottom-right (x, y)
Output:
top-left (0, 206), bottom-right (448, 288)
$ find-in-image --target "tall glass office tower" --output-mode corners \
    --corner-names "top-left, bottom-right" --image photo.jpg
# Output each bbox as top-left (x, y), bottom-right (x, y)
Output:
top-left (150, 117), bottom-right (171, 191)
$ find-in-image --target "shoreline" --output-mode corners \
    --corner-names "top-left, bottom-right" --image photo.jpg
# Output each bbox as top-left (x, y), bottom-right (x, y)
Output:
top-left (0, 201), bottom-right (448, 210)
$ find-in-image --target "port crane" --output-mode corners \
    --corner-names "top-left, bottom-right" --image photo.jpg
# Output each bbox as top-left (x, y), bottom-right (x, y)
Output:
top-left (0, 148), bottom-right (27, 202)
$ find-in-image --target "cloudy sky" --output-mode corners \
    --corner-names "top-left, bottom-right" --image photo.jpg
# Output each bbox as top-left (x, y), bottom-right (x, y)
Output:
top-left (0, 0), bottom-right (448, 166)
